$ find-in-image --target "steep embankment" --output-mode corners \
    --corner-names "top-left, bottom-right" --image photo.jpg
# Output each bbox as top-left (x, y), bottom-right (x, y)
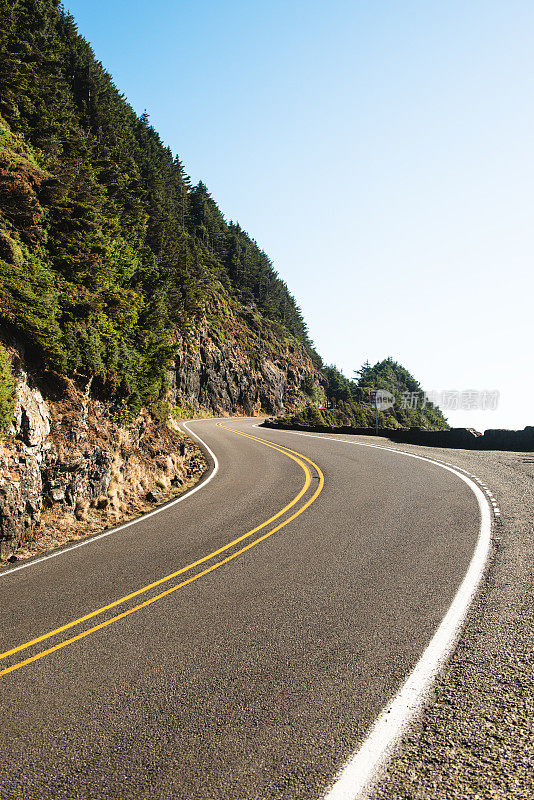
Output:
top-left (0, 344), bottom-right (206, 562)
top-left (0, 0), bottom-right (321, 562)
top-left (0, 316), bottom-right (317, 564)
top-left (174, 296), bottom-right (318, 417)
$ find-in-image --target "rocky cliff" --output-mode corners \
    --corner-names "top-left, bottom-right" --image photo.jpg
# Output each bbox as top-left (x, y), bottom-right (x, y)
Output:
top-left (172, 298), bottom-right (320, 418)
top-left (0, 316), bottom-right (320, 564)
top-left (0, 343), bottom-right (206, 564)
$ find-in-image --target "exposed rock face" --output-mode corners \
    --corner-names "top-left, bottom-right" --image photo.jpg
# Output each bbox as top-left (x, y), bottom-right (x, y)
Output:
top-left (175, 346), bottom-right (288, 415)
top-left (0, 371), bottom-right (49, 559)
top-left (174, 317), bottom-right (318, 416)
top-left (0, 307), bottom-right (320, 562)
top-left (14, 372), bottom-right (51, 447)
top-left (0, 445), bottom-right (42, 561)
top-left (0, 369), bottom-right (205, 563)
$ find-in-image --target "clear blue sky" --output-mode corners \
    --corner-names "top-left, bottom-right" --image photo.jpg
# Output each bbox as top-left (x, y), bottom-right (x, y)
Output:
top-left (65, 0), bottom-right (533, 431)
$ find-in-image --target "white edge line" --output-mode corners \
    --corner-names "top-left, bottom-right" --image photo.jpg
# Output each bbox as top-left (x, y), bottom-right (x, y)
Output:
top-left (0, 419), bottom-right (219, 580)
top-left (258, 428), bottom-right (492, 800)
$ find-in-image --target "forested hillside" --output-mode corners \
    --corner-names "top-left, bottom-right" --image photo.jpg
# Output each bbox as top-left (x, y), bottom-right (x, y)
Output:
top-left (0, 0), bottom-right (319, 418)
top-left (287, 358), bottom-right (450, 430)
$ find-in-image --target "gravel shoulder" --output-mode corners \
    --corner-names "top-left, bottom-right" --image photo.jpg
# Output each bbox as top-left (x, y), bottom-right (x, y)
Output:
top-left (347, 436), bottom-right (534, 800)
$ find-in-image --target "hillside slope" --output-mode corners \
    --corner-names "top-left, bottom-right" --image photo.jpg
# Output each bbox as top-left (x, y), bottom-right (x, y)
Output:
top-left (0, 0), bottom-right (321, 561)
top-left (0, 0), bottom-right (320, 414)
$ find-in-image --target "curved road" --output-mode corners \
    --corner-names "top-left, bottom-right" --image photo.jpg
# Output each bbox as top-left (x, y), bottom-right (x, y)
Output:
top-left (0, 418), bottom-right (482, 800)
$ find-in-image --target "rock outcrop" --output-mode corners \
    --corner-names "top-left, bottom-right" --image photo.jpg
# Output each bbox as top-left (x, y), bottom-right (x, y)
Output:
top-left (0, 371), bottom-right (49, 560)
top-left (0, 301), bottom-right (321, 563)
top-left (173, 304), bottom-right (319, 417)
top-left (0, 364), bottom-right (205, 563)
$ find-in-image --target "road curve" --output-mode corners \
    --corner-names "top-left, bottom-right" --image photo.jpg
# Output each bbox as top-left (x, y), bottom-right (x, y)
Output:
top-left (0, 418), bottom-right (482, 800)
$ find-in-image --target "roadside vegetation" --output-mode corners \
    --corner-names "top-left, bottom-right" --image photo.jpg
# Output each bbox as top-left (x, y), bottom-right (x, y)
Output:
top-left (0, 344), bottom-right (15, 431)
top-left (283, 358), bottom-right (450, 430)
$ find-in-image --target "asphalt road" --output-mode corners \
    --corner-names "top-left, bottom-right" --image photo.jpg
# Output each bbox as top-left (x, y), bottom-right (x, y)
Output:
top-left (0, 418), bottom-right (481, 800)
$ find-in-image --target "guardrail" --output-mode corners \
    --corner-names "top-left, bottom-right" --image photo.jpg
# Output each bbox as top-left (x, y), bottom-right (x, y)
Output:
top-left (261, 420), bottom-right (534, 451)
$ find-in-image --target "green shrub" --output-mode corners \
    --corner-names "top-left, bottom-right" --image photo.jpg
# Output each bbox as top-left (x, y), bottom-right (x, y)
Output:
top-left (0, 344), bottom-right (16, 432)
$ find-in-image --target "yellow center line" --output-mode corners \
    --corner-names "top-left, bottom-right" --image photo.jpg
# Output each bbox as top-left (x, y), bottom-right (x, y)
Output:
top-left (1, 424), bottom-right (324, 678)
top-left (0, 428), bottom-right (309, 662)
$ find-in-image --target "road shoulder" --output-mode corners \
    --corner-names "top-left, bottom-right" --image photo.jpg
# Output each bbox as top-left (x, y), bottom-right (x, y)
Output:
top-left (358, 439), bottom-right (534, 799)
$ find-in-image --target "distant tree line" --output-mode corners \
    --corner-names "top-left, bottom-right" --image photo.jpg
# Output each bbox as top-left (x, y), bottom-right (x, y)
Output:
top-left (290, 358), bottom-right (449, 429)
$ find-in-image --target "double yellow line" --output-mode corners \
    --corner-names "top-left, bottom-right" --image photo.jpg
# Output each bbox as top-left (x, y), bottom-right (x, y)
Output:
top-left (0, 424), bottom-right (324, 678)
